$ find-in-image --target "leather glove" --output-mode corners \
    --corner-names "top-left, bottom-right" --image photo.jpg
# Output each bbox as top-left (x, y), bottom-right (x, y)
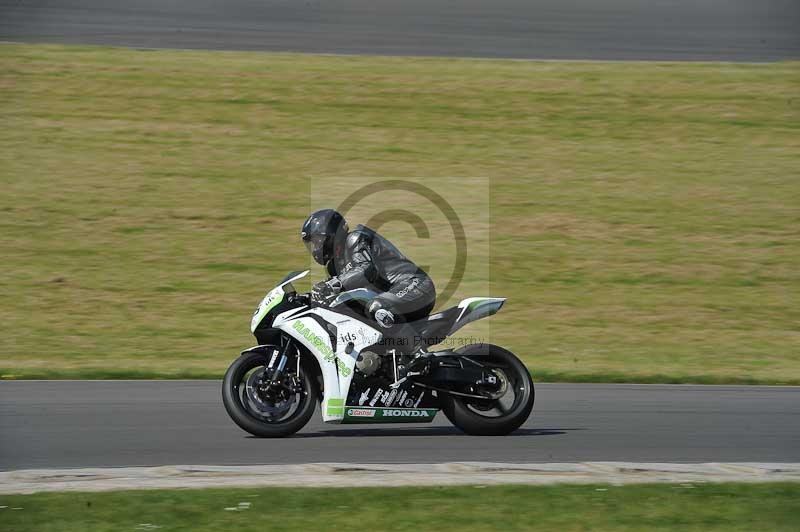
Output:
top-left (311, 278), bottom-right (342, 304)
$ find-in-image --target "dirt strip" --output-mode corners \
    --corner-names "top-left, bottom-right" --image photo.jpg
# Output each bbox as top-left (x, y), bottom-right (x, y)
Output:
top-left (2, 463), bottom-right (799, 494)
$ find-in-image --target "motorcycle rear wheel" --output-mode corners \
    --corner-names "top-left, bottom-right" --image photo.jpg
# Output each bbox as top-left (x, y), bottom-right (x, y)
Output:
top-left (222, 350), bottom-right (318, 438)
top-left (440, 343), bottom-right (534, 435)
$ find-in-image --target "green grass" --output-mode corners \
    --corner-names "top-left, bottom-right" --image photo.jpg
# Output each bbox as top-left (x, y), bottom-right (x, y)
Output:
top-left (1, 44), bottom-right (799, 383)
top-left (1, 483), bottom-right (798, 531)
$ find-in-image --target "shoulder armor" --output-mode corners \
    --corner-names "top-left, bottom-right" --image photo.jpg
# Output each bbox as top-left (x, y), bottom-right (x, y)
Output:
top-left (345, 228), bottom-right (373, 249)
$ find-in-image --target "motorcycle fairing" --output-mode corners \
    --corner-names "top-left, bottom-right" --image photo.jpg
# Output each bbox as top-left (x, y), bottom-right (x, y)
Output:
top-left (448, 297), bottom-right (506, 336)
top-left (273, 306), bottom-right (382, 422)
top-left (341, 372), bottom-right (439, 424)
top-left (250, 270), bottom-right (310, 333)
top-left (276, 270), bottom-right (311, 288)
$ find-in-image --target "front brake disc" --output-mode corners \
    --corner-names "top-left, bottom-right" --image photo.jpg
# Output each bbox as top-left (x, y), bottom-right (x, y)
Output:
top-left (245, 369), bottom-right (295, 418)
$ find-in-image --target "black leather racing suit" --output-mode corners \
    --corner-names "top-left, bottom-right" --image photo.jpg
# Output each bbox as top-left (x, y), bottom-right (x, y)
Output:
top-left (326, 225), bottom-right (436, 323)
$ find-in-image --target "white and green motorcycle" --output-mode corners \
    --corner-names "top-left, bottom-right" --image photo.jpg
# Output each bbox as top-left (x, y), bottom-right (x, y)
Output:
top-left (222, 270), bottom-right (534, 437)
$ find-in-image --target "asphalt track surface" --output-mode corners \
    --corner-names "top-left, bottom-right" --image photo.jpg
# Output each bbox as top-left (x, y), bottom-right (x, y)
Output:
top-left (1, 381), bottom-right (798, 471)
top-left (2, 0), bottom-right (799, 61)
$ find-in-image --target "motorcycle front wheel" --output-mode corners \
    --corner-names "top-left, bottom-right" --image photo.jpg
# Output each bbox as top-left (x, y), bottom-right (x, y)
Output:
top-left (440, 343), bottom-right (534, 436)
top-left (222, 349), bottom-right (318, 438)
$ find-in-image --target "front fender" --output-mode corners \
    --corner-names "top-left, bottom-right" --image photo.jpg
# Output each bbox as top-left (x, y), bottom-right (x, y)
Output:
top-left (240, 344), bottom-right (273, 356)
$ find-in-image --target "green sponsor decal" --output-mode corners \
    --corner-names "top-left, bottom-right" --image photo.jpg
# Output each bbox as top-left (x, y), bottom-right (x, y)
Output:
top-left (292, 320), bottom-right (352, 377)
top-left (333, 358), bottom-right (351, 377)
top-left (326, 398), bottom-right (345, 416)
top-left (342, 407), bottom-right (438, 424)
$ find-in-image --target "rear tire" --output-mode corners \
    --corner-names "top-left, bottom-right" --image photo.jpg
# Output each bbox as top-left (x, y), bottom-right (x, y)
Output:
top-left (440, 344), bottom-right (534, 436)
top-left (222, 350), bottom-right (318, 438)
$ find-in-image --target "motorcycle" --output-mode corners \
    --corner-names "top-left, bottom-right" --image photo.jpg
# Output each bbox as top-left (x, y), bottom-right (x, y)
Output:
top-left (222, 270), bottom-right (534, 437)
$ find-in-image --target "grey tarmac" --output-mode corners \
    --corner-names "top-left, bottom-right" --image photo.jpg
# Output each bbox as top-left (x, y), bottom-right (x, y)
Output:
top-left (1, 381), bottom-right (798, 471)
top-left (1, 0), bottom-right (799, 61)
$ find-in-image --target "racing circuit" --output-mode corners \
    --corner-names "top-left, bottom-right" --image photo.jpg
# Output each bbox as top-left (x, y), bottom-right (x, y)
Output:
top-left (2, 0), bottom-right (800, 488)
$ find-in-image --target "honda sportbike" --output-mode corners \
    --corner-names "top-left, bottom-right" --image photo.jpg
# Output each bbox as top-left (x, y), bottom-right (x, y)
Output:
top-left (222, 270), bottom-right (534, 436)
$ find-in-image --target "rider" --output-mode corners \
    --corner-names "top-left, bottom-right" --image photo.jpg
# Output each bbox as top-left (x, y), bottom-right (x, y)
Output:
top-left (301, 209), bottom-right (436, 329)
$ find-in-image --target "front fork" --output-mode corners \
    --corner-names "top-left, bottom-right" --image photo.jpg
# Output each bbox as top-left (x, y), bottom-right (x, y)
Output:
top-left (265, 338), bottom-right (298, 391)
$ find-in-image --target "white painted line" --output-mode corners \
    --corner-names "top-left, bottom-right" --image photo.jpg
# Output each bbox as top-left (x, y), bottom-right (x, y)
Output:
top-left (1, 462), bottom-right (798, 494)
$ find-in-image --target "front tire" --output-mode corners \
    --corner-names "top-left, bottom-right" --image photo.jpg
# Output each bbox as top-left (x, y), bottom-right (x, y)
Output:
top-left (440, 343), bottom-right (534, 435)
top-left (222, 350), bottom-right (318, 438)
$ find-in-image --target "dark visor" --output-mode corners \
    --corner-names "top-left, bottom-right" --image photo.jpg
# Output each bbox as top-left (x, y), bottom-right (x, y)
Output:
top-left (303, 233), bottom-right (328, 259)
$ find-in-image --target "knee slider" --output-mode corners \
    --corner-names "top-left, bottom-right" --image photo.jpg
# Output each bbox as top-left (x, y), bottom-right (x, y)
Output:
top-left (368, 300), bottom-right (395, 329)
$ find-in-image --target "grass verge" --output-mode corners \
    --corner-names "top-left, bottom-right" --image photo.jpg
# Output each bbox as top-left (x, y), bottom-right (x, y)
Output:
top-left (1, 483), bottom-right (798, 531)
top-left (1, 44), bottom-right (798, 383)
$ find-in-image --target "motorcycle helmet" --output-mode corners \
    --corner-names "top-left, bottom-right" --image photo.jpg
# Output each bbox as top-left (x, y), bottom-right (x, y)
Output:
top-left (301, 209), bottom-right (349, 265)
